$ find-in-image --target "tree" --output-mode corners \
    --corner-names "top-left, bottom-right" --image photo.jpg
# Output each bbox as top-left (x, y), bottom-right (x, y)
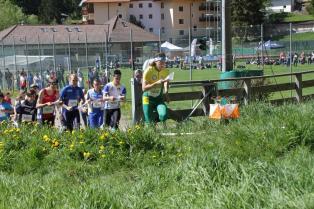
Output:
top-left (231, 0), bottom-right (269, 40)
top-left (10, 0), bottom-right (41, 15)
top-left (0, 0), bottom-right (25, 30)
top-left (129, 15), bottom-right (145, 29)
top-left (307, 0), bottom-right (314, 15)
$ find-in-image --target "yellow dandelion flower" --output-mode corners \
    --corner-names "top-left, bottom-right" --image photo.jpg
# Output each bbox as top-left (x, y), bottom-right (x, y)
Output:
top-left (152, 155), bottom-right (156, 158)
top-left (118, 141), bottom-right (124, 145)
top-left (52, 140), bottom-right (60, 148)
top-left (69, 143), bottom-right (75, 150)
top-left (83, 152), bottom-right (91, 159)
top-left (135, 125), bottom-right (140, 130)
top-left (43, 135), bottom-right (50, 142)
top-left (79, 141), bottom-right (84, 144)
top-left (100, 145), bottom-right (105, 150)
top-left (101, 154), bottom-right (106, 158)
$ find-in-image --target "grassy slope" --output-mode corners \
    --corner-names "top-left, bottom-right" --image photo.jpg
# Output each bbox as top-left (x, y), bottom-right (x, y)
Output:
top-left (0, 102), bottom-right (314, 208)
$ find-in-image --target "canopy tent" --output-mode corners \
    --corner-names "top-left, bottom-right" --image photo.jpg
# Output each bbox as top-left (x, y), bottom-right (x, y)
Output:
top-left (0, 55), bottom-right (53, 66)
top-left (161, 41), bottom-right (184, 52)
top-left (256, 40), bottom-right (285, 51)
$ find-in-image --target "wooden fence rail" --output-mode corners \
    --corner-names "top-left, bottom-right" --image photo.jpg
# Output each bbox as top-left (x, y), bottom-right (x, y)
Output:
top-left (131, 70), bottom-right (314, 124)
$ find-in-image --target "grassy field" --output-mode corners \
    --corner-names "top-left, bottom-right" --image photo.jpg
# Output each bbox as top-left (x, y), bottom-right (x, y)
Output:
top-left (0, 102), bottom-right (314, 208)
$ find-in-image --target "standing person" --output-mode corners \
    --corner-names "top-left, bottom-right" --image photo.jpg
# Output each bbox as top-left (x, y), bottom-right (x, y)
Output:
top-left (103, 69), bottom-right (126, 130)
top-left (77, 68), bottom-right (85, 89)
top-left (19, 72), bottom-right (27, 90)
top-left (15, 91), bottom-right (37, 124)
top-left (5, 69), bottom-right (13, 90)
top-left (142, 53), bottom-right (170, 125)
top-left (60, 74), bottom-right (85, 131)
top-left (85, 78), bottom-right (104, 128)
top-left (27, 72), bottom-right (33, 88)
top-left (87, 68), bottom-right (94, 89)
top-left (0, 70), bottom-right (3, 90)
top-left (15, 70), bottom-right (20, 90)
top-left (36, 78), bottom-right (60, 126)
top-left (134, 69), bottom-right (143, 84)
top-left (0, 92), bottom-right (14, 122)
top-left (33, 73), bottom-right (42, 89)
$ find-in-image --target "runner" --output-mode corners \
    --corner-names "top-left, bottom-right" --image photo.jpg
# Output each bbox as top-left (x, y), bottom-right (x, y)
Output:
top-left (85, 78), bottom-right (104, 128)
top-left (15, 91), bottom-right (37, 124)
top-left (103, 70), bottom-right (126, 130)
top-left (60, 74), bottom-right (85, 131)
top-left (0, 92), bottom-right (13, 122)
top-left (142, 52), bottom-right (170, 125)
top-left (36, 78), bottom-right (60, 126)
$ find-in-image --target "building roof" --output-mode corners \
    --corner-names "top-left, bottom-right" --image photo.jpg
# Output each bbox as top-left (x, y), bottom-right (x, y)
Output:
top-left (0, 16), bottom-right (159, 45)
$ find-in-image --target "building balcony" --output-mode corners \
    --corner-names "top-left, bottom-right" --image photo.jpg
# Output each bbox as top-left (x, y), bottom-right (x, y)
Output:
top-left (199, 15), bottom-right (220, 22)
top-left (199, 3), bottom-right (219, 11)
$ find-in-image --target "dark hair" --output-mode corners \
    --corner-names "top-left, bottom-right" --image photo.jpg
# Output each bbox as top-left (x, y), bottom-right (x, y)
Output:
top-left (93, 78), bottom-right (101, 83)
top-left (26, 91), bottom-right (36, 97)
top-left (0, 93), bottom-right (4, 98)
top-left (113, 69), bottom-right (121, 76)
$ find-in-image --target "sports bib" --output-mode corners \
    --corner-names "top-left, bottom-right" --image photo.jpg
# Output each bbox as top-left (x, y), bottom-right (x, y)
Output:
top-left (22, 114), bottom-right (32, 122)
top-left (148, 88), bottom-right (161, 97)
top-left (68, 99), bottom-right (78, 107)
top-left (93, 100), bottom-right (103, 108)
top-left (0, 111), bottom-right (6, 117)
top-left (43, 106), bottom-right (54, 114)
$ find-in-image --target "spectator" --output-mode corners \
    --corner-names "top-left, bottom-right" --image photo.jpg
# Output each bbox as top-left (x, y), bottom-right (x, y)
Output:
top-left (134, 69), bottom-right (143, 84)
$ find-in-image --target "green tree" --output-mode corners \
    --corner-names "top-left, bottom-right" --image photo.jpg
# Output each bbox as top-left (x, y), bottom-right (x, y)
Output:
top-left (0, 0), bottom-right (25, 30)
top-left (10, 0), bottom-right (41, 15)
top-left (306, 0), bottom-right (314, 15)
top-left (231, 0), bottom-right (269, 40)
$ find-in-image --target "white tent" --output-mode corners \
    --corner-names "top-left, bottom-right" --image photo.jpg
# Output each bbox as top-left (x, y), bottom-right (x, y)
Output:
top-left (161, 41), bottom-right (184, 52)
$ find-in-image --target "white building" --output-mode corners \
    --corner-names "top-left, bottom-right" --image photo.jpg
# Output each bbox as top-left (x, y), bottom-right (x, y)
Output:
top-left (267, 0), bottom-right (295, 13)
top-left (80, 0), bottom-right (222, 45)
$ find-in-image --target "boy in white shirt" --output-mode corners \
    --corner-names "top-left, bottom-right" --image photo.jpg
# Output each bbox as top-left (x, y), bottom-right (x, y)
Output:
top-left (102, 70), bottom-right (126, 130)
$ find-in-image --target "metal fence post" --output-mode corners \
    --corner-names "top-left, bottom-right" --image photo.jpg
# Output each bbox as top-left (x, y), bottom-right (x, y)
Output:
top-left (37, 35), bottom-right (43, 87)
top-left (85, 32), bottom-right (88, 68)
top-left (53, 34), bottom-right (56, 72)
top-left (68, 34), bottom-right (72, 72)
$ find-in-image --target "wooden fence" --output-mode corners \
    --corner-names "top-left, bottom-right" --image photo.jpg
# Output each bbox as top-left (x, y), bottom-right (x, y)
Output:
top-left (131, 70), bottom-right (314, 124)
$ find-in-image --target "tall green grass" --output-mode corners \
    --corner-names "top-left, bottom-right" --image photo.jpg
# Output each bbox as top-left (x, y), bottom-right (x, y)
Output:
top-left (0, 102), bottom-right (314, 208)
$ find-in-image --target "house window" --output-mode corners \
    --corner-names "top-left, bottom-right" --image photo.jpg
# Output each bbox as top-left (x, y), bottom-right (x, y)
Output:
top-left (193, 26), bottom-right (197, 31)
top-left (161, 13), bottom-right (164, 20)
top-left (179, 19), bottom-right (184, 24)
top-left (148, 3), bottom-right (152, 8)
top-left (161, 27), bottom-right (165, 33)
top-left (179, 6), bottom-right (183, 12)
top-left (149, 14), bottom-right (153, 19)
top-left (179, 30), bottom-right (184, 35)
top-left (129, 3), bottom-right (133, 8)
top-left (149, 28), bottom-right (153, 33)
top-left (139, 14), bottom-right (143, 19)
top-left (139, 3), bottom-right (143, 8)
top-left (118, 3), bottom-right (121, 6)
top-left (118, 14), bottom-right (122, 18)
top-left (161, 2), bottom-right (164, 8)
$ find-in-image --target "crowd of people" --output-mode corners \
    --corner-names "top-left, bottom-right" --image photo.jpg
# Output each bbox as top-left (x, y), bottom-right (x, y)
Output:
top-left (0, 52), bottom-right (171, 130)
top-left (0, 68), bottom-right (127, 131)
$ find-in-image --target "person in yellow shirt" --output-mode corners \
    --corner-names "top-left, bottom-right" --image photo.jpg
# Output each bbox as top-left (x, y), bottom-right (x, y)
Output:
top-left (142, 53), bottom-right (170, 125)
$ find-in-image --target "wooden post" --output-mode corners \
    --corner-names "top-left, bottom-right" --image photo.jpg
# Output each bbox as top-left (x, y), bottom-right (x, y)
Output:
top-left (131, 78), bottom-right (143, 124)
top-left (202, 85), bottom-right (210, 116)
top-left (243, 79), bottom-right (251, 105)
top-left (295, 73), bottom-right (302, 103)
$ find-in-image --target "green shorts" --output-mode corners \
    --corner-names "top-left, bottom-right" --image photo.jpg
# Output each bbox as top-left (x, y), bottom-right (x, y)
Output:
top-left (142, 94), bottom-right (167, 124)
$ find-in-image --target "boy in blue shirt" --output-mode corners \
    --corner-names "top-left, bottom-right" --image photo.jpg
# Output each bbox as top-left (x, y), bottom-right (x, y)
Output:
top-left (85, 78), bottom-right (104, 128)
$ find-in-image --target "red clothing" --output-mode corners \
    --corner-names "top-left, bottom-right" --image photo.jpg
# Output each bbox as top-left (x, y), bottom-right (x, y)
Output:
top-left (42, 89), bottom-right (58, 119)
top-left (3, 97), bottom-right (11, 105)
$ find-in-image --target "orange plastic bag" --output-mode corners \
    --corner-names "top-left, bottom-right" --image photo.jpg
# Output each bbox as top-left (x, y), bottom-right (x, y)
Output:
top-left (209, 104), bottom-right (240, 119)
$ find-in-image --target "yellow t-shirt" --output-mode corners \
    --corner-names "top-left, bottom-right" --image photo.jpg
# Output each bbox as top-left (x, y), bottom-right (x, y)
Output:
top-left (143, 66), bottom-right (169, 97)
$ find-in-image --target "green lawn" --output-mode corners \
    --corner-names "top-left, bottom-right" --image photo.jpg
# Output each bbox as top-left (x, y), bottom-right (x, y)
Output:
top-left (283, 13), bottom-right (314, 23)
top-left (0, 102), bottom-right (314, 208)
